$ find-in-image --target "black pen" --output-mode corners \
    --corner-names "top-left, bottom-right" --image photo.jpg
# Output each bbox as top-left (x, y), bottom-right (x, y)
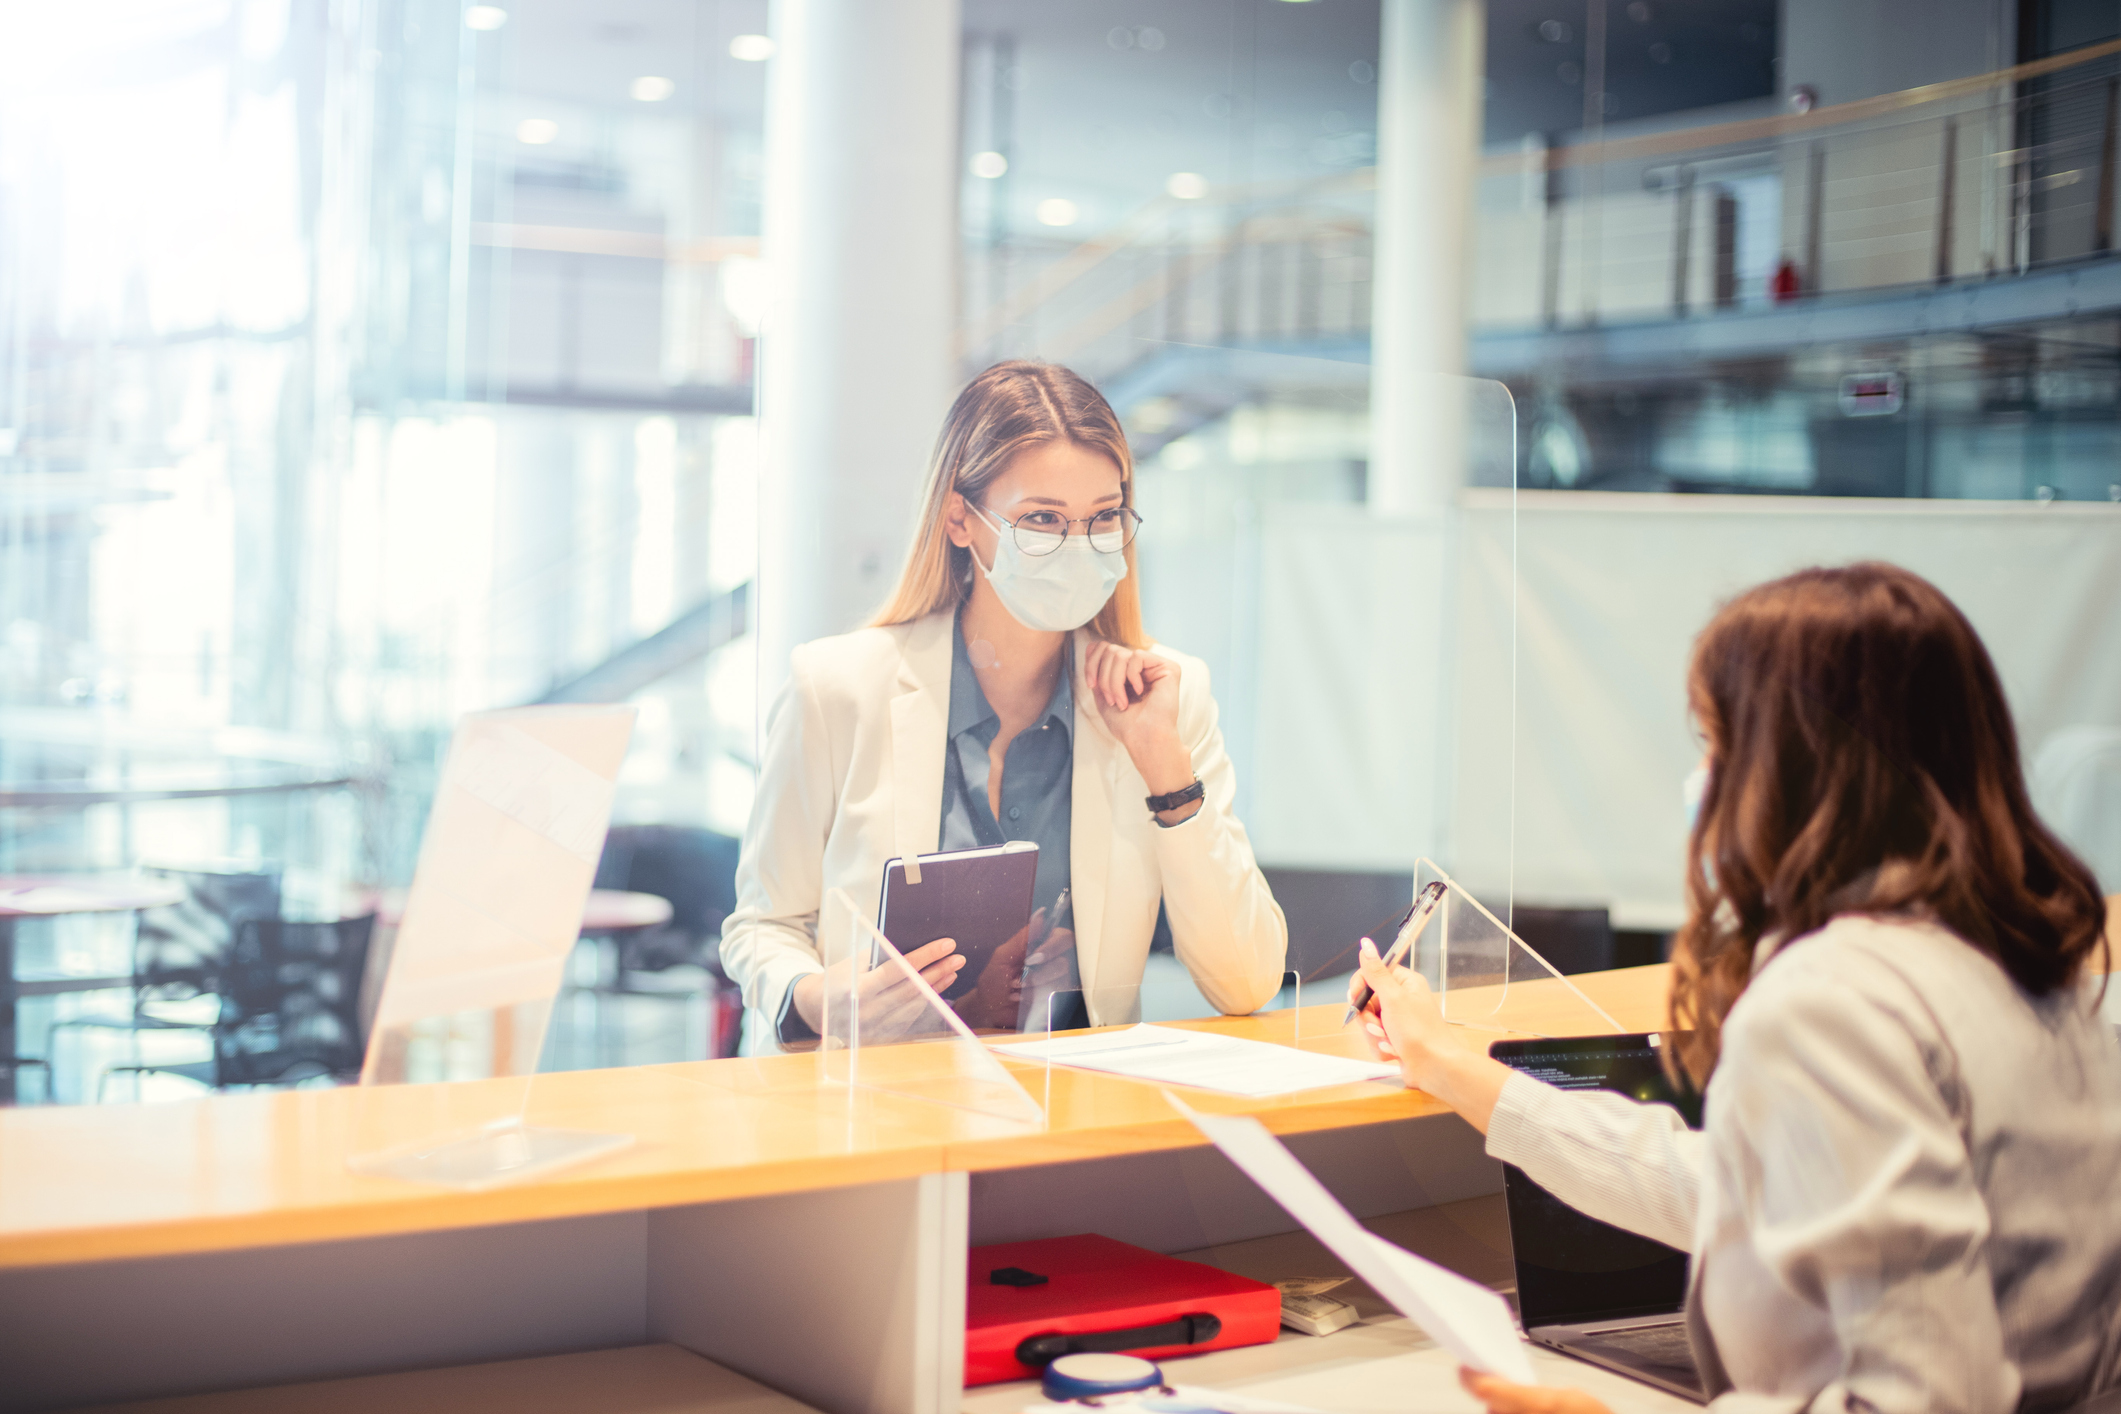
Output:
top-left (1343, 880), bottom-right (1449, 1026)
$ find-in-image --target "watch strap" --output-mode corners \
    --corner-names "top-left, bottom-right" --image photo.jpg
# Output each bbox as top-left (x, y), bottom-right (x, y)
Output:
top-left (1145, 778), bottom-right (1205, 814)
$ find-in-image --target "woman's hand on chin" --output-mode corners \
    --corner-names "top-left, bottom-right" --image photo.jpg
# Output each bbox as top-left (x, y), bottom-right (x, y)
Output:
top-left (1084, 639), bottom-right (1179, 732)
top-left (1084, 640), bottom-right (1198, 816)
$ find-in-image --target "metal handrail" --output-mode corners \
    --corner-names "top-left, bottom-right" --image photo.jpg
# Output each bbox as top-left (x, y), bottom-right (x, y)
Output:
top-left (0, 773), bottom-right (361, 809)
top-left (978, 36), bottom-right (2121, 363)
top-left (957, 168), bottom-right (1373, 358)
top-left (1502, 34), bottom-right (2121, 176)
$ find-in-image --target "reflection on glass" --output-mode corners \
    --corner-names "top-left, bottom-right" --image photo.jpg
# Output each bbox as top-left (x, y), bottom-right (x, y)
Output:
top-left (0, 2), bottom-right (768, 1099)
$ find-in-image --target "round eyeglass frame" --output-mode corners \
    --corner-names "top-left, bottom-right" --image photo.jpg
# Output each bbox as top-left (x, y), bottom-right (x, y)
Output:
top-left (981, 503), bottom-right (1142, 556)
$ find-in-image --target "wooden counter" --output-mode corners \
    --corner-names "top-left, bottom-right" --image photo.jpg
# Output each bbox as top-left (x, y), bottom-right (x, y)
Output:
top-left (0, 964), bottom-right (1670, 1414)
top-left (0, 966), bottom-right (1669, 1272)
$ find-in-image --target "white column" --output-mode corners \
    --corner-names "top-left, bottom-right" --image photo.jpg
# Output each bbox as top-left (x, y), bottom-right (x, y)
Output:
top-left (757, 0), bottom-right (963, 692)
top-left (1368, 0), bottom-right (1484, 516)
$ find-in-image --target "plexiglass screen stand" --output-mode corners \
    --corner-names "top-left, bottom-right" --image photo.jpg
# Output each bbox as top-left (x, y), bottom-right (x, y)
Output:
top-left (1411, 859), bottom-right (1622, 1037)
top-left (348, 705), bottom-right (638, 1191)
top-left (821, 887), bottom-right (1046, 1128)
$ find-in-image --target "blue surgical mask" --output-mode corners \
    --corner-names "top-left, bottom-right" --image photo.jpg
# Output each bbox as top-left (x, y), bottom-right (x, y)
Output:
top-left (970, 503), bottom-right (1127, 633)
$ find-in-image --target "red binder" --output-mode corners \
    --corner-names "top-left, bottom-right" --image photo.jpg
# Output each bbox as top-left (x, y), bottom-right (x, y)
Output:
top-left (965, 1234), bottom-right (1282, 1386)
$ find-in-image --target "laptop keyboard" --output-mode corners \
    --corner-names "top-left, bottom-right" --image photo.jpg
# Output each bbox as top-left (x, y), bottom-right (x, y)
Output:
top-left (1577, 1322), bottom-right (1699, 1379)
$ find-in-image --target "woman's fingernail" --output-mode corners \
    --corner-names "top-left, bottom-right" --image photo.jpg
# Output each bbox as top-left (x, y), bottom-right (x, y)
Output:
top-left (1359, 937), bottom-right (1377, 957)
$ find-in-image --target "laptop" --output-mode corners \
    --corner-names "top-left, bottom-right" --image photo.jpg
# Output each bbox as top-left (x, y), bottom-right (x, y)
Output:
top-left (1489, 1033), bottom-right (1708, 1403)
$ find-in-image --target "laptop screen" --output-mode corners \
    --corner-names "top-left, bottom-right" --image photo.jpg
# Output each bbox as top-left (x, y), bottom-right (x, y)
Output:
top-left (1489, 1034), bottom-right (1704, 1331)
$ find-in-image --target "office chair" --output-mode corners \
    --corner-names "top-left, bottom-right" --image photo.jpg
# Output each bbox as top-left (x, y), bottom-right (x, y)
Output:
top-left (593, 826), bottom-right (742, 976)
top-left (47, 866), bottom-right (282, 1098)
top-left (589, 825), bottom-right (743, 1057)
top-left (100, 913), bottom-right (376, 1100)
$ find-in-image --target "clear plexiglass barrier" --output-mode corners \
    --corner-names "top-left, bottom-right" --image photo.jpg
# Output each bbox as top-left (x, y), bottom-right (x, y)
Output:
top-left (1285, 860), bottom-right (1623, 1039)
top-left (349, 705), bottom-right (638, 1190)
top-left (820, 886), bottom-right (1045, 1128)
top-left (742, 360), bottom-right (1636, 1109)
top-left (1407, 860), bottom-right (1622, 1037)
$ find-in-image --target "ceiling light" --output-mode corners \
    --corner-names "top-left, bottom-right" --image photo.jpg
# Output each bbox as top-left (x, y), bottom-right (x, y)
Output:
top-left (631, 75), bottom-right (676, 101)
top-left (466, 6), bottom-right (507, 30)
top-left (1036, 198), bottom-right (1079, 227)
top-left (1165, 172), bottom-right (1209, 200)
top-left (969, 151), bottom-right (1008, 179)
top-left (729, 34), bottom-right (775, 62)
top-left (516, 118), bottom-right (559, 145)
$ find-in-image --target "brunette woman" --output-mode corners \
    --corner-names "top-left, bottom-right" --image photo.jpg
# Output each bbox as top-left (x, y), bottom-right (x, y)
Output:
top-left (1357, 562), bottom-right (2121, 1412)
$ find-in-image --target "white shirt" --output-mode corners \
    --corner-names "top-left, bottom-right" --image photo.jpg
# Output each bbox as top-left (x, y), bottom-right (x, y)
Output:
top-left (1488, 914), bottom-right (2121, 1411)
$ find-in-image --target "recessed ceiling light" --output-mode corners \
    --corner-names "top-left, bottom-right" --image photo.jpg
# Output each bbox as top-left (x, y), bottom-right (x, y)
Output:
top-left (729, 34), bottom-right (775, 62)
top-left (516, 118), bottom-right (559, 145)
top-left (466, 6), bottom-right (507, 30)
top-left (1036, 198), bottom-right (1079, 227)
top-left (631, 75), bottom-right (676, 102)
top-left (969, 151), bottom-right (1008, 179)
top-left (1165, 172), bottom-right (1209, 200)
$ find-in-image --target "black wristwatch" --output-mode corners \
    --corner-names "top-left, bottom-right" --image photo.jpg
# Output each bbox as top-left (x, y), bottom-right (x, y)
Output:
top-left (1145, 778), bottom-right (1205, 815)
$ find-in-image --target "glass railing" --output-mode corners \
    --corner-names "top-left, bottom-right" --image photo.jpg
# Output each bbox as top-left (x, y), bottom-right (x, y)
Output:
top-left (969, 36), bottom-right (2121, 379)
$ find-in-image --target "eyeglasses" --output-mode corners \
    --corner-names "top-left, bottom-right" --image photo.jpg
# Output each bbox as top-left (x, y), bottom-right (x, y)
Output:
top-left (977, 503), bottom-right (1142, 557)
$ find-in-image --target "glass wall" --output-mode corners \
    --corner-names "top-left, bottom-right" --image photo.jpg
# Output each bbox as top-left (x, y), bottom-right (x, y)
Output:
top-left (0, 0), bottom-right (769, 1098)
top-left (5, 1), bottom-right (2113, 1105)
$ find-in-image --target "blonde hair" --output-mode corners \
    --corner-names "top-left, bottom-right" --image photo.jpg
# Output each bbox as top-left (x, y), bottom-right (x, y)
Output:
top-left (872, 360), bottom-right (1147, 647)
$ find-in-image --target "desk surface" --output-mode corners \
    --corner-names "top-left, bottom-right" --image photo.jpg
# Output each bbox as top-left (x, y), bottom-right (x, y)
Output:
top-left (372, 886), bottom-right (674, 932)
top-left (0, 964), bottom-right (1670, 1271)
top-left (0, 876), bottom-right (186, 917)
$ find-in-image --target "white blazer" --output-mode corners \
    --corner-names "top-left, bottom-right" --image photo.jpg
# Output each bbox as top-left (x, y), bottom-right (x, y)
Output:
top-left (720, 611), bottom-right (1289, 1055)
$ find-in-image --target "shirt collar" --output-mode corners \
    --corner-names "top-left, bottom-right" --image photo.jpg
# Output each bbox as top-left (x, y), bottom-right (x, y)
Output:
top-left (948, 617), bottom-right (1074, 742)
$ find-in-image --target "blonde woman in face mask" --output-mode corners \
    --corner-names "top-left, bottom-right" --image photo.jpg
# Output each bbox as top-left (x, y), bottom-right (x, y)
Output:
top-left (719, 360), bottom-right (1290, 1055)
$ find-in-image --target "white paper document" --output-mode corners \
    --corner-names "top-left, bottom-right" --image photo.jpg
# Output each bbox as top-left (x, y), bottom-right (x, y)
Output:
top-left (1168, 1094), bottom-right (1538, 1383)
top-left (995, 1024), bottom-right (1399, 1098)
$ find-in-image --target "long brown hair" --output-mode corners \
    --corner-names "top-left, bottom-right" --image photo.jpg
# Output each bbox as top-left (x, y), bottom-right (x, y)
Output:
top-left (1668, 562), bottom-right (2107, 1086)
top-left (871, 360), bottom-right (1147, 647)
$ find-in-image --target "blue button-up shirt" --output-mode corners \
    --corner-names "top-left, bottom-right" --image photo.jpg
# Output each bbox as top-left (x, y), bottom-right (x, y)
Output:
top-left (939, 618), bottom-right (1081, 1031)
top-left (939, 617), bottom-right (1073, 917)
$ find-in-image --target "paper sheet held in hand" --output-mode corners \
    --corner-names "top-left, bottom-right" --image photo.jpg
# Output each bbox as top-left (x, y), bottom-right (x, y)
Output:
top-left (995, 1024), bottom-right (1398, 1098)
top-left (1168, 1093), bottom-right (1537, 1383)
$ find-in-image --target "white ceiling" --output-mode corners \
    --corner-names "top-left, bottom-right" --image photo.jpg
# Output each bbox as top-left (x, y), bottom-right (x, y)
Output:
top-left (487, 0), bottom-right (773, 125)
top-left (485, 0), bottom-right (1776, 242)
top-left (961, 0), bottom-right (1385, 225)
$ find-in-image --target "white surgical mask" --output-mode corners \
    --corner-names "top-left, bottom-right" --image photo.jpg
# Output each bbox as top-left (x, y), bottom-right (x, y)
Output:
top-left (970, 503), bottom-right (1127, 633)
top-left (1681, 762), bottom-right (1710, 833)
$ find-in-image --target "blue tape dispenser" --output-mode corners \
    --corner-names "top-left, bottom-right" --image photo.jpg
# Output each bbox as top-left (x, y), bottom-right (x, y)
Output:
top-left (1041, 1353), bottom-right (1166, 1403)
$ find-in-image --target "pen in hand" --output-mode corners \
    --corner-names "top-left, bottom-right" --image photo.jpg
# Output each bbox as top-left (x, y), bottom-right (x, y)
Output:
top-left (1342, 880), bottom-right (1448, 1026)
